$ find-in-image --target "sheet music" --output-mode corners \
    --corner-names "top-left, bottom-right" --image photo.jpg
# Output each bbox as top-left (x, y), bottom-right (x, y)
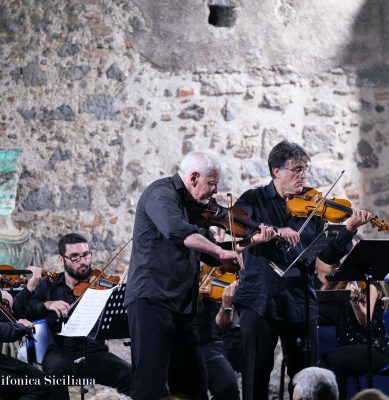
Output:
top-left (59, 287), bottom-right (117, 337)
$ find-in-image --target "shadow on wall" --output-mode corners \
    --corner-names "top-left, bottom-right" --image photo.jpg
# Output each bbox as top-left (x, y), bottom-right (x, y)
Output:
top-left (339, 0), bottom-right (389, 234)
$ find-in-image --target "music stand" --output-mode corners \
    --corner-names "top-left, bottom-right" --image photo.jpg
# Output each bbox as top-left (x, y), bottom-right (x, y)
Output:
top-left (88, 285), bottom-right (130, 340)
top-left (316, 290), bottom-right (350, 326)
top-left (326, 239), bottom-right (389, 388)
top-left (282, 225), bottom-right (348, 366)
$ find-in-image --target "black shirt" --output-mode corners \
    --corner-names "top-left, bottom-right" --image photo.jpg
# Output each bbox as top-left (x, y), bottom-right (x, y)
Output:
top-left (124, 173), bottom-right (202, 314)
top-left (233, 181), bottom-right (353, 323)
top-left (13, 272), bottom-right (107, 354)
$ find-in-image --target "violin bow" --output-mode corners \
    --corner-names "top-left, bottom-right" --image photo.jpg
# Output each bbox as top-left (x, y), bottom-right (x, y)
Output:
top-left (0, 300), bottom-right (17, 323)
top-left (199, 194), bottom-right (238, 291)
top-left (296, 170), bottom-right (345, 236)
top-left (227, 193), bottom-right (238, 252)
top-left (227, 193), bottom-right (241, 279)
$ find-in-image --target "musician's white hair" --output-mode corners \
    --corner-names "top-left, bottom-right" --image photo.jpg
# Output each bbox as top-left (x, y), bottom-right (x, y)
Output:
top-left (178, 150), bottom-right (221, 177)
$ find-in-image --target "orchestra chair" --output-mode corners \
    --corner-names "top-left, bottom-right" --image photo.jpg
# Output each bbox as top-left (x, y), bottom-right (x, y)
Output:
top-left (17, 319), bottom-right (49, 365)
top-left (384, 309), bottom-right (389, 333)
top-left (18, 319), bottom-right (92, 400)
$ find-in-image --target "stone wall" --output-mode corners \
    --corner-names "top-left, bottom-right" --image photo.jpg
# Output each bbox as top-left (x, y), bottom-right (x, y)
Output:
top-left (1, 0), bottom-right (389, 264)
top-left (1, 1), bottom-right (389, 398)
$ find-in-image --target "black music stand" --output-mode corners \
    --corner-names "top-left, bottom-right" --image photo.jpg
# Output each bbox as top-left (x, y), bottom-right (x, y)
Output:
top-left (88, 284), bottom-right (130, 340)
top-left (282, 225), bottom-right (348, 366)
top-left (326, 239), bottom-right (389, 388)
top-left (316, 289), bottom-right (350, 326)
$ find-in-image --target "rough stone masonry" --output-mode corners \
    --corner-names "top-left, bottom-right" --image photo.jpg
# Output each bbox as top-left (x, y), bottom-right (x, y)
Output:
top-left (1, 1), bottom-right (389, 396)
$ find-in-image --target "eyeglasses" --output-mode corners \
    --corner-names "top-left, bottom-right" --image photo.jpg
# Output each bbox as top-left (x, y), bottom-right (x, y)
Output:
top-left (283, 165), bottom-right (311, 176)
top-left (62, 251), bottom-right (92, 263)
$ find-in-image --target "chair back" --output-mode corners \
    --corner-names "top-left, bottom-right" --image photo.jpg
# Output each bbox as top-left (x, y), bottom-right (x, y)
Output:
top-left (17, 319), bottom-right (49, 365)
top-left (384, 310), bottom-right (389, 334)
top-left (317, 325), bottom-right (337, 361)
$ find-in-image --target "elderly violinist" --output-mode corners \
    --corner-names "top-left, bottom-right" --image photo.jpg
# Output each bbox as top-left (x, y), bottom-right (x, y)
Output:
top-left (232, 140), bottom-right (372, 399)
top-left (13, 233), bottom-right (132, 400)
top-left (124, 150), bottom-right (276, 400)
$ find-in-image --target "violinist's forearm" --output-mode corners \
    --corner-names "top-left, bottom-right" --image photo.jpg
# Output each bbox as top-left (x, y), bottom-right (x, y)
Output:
top-left (351, 302), bottom-right (367, 326)
top-left (351, 285), bottom-right (377, 326)
top-left (219, 238), bottom-right (251, 252)
top-left (184, 233), bottom-right (225, 259)
top-left (215, 309), bottom-right (233, 329)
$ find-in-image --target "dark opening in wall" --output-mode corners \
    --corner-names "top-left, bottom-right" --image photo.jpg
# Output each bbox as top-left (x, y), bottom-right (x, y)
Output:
top-left (208, 5), bottom-right (237, 28)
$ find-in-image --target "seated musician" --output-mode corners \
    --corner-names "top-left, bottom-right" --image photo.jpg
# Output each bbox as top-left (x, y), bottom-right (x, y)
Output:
top-left (316, 243), bottom-right (389, 400)
top-left (197, 278), bottom-right (242, 400)
top-left (13, 233), bottom-right (132, 400)
top-left (0, 289), bottom-right (51, 399)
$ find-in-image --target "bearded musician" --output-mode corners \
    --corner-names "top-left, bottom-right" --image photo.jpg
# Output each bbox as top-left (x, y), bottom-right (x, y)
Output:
top-left (13, 233), bottom-right (132, 400)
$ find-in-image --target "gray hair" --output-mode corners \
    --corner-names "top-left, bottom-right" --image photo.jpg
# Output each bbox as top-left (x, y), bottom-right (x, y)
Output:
top-left (293, 367), bottom-right (339, 400)
top-left (178, 150), bottom-right (221, 177)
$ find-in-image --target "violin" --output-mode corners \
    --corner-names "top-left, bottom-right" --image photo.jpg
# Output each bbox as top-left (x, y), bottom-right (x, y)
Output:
top-left (286, 187), bottom-right (389, 231)
top-left (0, 265), bottom-right (57, 289)
top-left (187, 197), bottom-right (291, 250)
top-left (199, 264), bottom-right (238, 303)
top-left (330, 280), bottom-right (366, 304)
top-left (72, 269), bottom-right (121, 297)
top-left (0, 291), bottom-right (35, 340)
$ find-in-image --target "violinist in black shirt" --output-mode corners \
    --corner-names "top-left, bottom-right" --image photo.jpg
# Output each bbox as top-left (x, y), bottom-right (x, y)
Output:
top-left (124, 150), bottom-right (276, 400)
top-left (13, 233), bottom-right (132, 400)
top-left (232, 140), bottom-right (372, 399)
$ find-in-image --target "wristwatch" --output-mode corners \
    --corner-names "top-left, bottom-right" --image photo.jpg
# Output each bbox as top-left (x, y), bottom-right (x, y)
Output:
top-left (221, 305), bottom-right (233, 313)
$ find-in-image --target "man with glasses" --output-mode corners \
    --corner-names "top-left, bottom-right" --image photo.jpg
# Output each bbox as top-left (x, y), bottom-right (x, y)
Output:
top-left (13, 233), bottom-right (132, 400)
top-left (232, 140), bottom-right (372, 399)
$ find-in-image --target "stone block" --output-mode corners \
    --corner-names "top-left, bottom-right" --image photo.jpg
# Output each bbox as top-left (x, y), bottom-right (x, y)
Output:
top-left (176, 88), bottom-right (194, 97)
top-left (78, 95), bottom-right (116, 120)
top-left (22, 186), bottom-right (56, 212)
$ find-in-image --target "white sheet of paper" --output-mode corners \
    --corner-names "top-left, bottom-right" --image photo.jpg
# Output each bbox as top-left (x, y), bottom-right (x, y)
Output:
top-left (59, 287), bottom-right (116, 337)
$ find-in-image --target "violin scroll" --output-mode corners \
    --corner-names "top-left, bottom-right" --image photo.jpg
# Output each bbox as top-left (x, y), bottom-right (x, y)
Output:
top-left (370, 216), bottom-right (389, 232)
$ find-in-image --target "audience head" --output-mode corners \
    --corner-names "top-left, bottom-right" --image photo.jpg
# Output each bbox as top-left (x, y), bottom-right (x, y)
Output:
top-left (351, 388), bottom-right (389, 400)
top-left (293, 367), bottom-right (339, 400)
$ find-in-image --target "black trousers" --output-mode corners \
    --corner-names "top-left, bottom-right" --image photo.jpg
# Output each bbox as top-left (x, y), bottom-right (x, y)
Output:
top-left (127, 298), bottom-right (208, 400)
top-left (239, 307), bottom-right (317, 400)
top-left (320, 344), bottom-right (389, 400)
top-left (42, 347), bottom-right (132, 400)
top-left (0, 354), bottom-right (51, 400)
top-left (201, 342), bottom-right (240, 400)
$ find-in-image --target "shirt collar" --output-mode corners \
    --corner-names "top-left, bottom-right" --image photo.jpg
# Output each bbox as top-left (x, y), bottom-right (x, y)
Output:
top-left (264, 180), bottom-right (280, 200)
top-left (171, 173), bottom-right (185, 191)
